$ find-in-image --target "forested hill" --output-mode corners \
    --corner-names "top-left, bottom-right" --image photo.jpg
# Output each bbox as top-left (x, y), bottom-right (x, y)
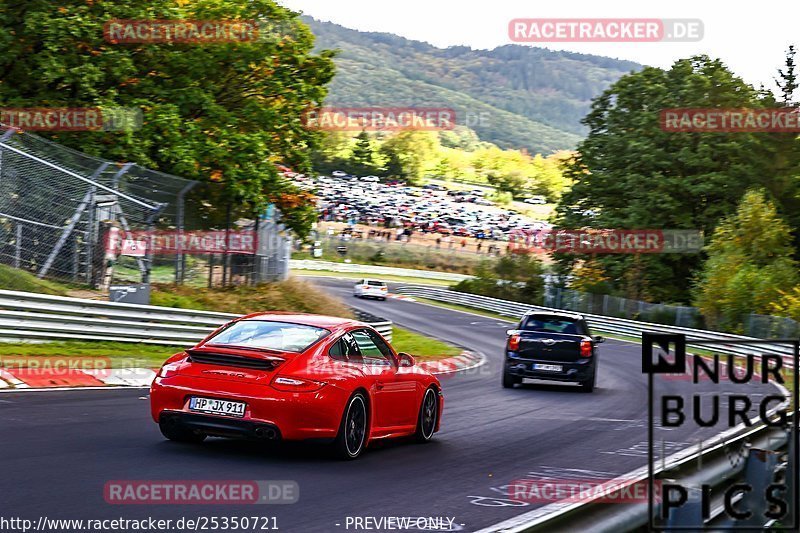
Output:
top-left (304, 16), bottom-right (643, 154)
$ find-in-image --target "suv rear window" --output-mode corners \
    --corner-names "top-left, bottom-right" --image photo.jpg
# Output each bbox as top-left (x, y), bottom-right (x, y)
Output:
top-left (520, 315), bottom-right (587, 335)
top-left (367, 281), bottom-right (385, 287)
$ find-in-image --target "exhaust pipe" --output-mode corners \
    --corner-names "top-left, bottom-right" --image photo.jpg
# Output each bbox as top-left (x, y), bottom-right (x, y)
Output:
top-left (254, 426), bottom-right (277, 440)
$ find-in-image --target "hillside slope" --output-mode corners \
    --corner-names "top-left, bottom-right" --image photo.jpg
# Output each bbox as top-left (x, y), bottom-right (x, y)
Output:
top-left (305, 17), bottom-right (643, 153)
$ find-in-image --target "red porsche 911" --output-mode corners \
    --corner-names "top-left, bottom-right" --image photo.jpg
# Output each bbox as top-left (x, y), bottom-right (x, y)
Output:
top-left (150, 313), bottom-right (443, 459)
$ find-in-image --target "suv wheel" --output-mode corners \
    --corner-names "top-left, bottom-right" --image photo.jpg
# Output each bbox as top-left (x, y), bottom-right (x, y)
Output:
top-left (502, 372), bottom-right (521, 389)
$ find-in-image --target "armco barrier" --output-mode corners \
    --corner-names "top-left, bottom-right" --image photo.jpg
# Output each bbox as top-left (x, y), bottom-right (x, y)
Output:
top-left (290, 259), bottom-right (472, 282)
top-left (0, 289), bottom-right (391, 345)
top-left (397, 286), bottom-right (796, 368)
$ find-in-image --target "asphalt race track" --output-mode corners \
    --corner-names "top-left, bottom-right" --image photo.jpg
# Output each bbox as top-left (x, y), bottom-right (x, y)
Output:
top-left (0, 277), bottom-right (783, 532)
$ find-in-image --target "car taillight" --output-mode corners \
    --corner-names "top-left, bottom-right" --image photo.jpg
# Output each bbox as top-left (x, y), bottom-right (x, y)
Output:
top-left (272, 376), bottom-right (326, 392)
top-left (381, 286), bottom-right (387, 291)
top-left (508, 334), bottom-right (521, 351)
top-left (580, 340), bottom-right (592, 357)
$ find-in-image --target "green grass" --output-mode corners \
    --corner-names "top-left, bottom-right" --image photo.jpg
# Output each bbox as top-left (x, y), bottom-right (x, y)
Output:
top-left (413, 296), bottom-right (518, 322)
top-left (0, 326), bottom-right (461, 372)
top-left (293, 239), bottom-right (489, 275)
top-left (113, 263), bottom-right (176, 284)
top-left (0, 341), bottom-right (181, 369)
top-left (149, 277), bottom-right (354, 318)
top-left (391, 326), bottom-right (461, 360)
top-left (295, 270), bottom-right (456, 287)
top-left (0, 264), bottom-right (73, 295)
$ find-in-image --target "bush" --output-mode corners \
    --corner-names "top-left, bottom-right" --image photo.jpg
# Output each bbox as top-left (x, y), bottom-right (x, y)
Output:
top-left (150, 277), bottom-right (353, 318)
top-left (452, 254), bottom-right (545, 304)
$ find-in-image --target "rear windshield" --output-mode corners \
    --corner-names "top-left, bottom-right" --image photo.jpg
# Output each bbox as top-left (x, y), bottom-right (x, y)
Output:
top-left (520, 315), bottom-right (587, 335)
top-left (367, 281), bottom-right (385, 286)
top-left (206, 320), bottom-right (330, 353)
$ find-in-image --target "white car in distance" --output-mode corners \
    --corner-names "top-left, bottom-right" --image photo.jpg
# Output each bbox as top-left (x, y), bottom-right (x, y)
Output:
top-left (353, 279), bottom-right (389, 300)
top-left (524, 196), bottom-right (547, 204)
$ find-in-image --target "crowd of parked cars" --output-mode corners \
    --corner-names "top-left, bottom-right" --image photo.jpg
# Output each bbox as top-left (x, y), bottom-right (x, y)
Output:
top-left (292, 172), bottom-right (552, 241)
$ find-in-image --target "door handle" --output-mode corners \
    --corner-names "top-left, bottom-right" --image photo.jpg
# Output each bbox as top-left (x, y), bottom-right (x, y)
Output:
top-left (376, 382), bottom-right (385, 390)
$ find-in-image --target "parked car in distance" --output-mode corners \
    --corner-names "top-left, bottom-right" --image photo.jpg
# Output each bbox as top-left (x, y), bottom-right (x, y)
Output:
top-left (524, 196), bottom-right (547, 204)
top-left (353, 279), bottom-right (389, 300)
top-left (360, 175), bottom-right (380, 182)
top-left (332, 170), bottom-right (348, 177)
top-left (502, 311), bottom-right (603, 392)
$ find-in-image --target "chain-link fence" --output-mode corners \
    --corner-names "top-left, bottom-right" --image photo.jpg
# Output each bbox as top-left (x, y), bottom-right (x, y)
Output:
top-left (543, 287), bottom-right (703, 328)
top-left (542, 286), bottom-right (800, 338)
top-left (0, 126), bottom-right (291, 290)
top-left (743, 313), bottom-right (800, 339)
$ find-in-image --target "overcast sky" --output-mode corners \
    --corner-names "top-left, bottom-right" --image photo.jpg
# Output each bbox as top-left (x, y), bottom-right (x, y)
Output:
top-left (280, 0), bottom-right (797, 92)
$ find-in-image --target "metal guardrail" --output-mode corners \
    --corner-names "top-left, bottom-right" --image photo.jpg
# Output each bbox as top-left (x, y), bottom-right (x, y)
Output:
top-left (479, 414), bottom-right (794, 533)
top-left (397, 286), bottom-right (796, 368)
top-left (402, 286), bottom-right (797, 531)
top-left (290, 259), bottom-right (472, 282)
top-left (0, 289), bottom-right (392, 345)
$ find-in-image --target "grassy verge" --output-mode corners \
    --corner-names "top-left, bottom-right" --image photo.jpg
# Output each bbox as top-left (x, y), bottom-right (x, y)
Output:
top-left (0, 264), bottom-right (75, 295)
top-left (150, 277), bottom-right (354, 318)
top-left (295, 270), bottom-right (455, 287)
top-left (413, 296), bottom-right (517, 322)
top-left (0, 325), bottom-right (460, 371)
top-left (391, 326), bottom-right (461, 360)
top-left (293, 240), bottom-right (489, 275)
top-left (0, 341), bottom-right (181, 369)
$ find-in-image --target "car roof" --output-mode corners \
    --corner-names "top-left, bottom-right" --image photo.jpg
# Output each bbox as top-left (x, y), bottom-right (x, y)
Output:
top-left (239, 313), bottom-right (363, 329)
top-left (523, 310), bottom-right (585, 320)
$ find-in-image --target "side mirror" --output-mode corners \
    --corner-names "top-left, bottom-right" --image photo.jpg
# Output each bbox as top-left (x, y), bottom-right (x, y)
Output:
top-left (398, 352), bottom-right (415, 367)
top-left (592, 335), bottom-right (605, 344)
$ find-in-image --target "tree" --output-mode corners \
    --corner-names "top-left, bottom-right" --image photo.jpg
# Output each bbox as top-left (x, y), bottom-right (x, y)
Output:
top-left (776, 45), bottom-right (798, 106)
top-left (694, 190), bottom-right (798, 332)
top-left (0, 0), bottom-right (335, 237)
top-left (555, 55), bottom-right (796, 302)
top-left (452, 253), bottom-right (545, 304)
top-left (349, 130), bottom-right (378, 174)
top-left (379, 131), bottom-right (439, 184)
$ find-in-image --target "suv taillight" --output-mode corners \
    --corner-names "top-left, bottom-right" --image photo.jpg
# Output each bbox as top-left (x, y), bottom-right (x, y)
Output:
top-left (580, 340), bottom-right (592, 357)
top-left (508, 334), bottom-right (521, 351)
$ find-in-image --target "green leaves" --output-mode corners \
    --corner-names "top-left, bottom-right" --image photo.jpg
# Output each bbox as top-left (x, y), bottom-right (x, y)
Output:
top-left (555, 55), bottom-right (800, 303)
top-left (694, 190), bottom-right (798, 331)
top-left (0, 0), bottom-right (335, 237)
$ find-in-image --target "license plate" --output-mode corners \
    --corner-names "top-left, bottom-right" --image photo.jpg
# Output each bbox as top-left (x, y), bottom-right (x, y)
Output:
top-left (189, 397), bottom-right (246, 418)
top-left (533, 364), bottom-right (563, 372)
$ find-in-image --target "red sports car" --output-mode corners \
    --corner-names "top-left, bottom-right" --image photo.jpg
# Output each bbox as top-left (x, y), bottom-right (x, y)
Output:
top-left (150, 313), bottom-right (443, 459)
